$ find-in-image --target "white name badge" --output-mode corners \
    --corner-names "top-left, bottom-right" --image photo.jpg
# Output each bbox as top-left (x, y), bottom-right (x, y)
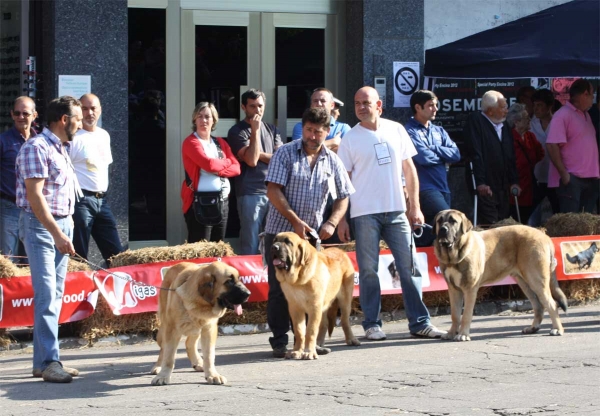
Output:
top-left (374, 142), bottom-right (391, 165)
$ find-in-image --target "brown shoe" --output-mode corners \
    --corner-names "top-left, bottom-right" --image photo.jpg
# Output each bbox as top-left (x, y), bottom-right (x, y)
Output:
top-left (41, 362), bottom-right (73, 383)
top-left (33, 365), bottom-right (79, 378)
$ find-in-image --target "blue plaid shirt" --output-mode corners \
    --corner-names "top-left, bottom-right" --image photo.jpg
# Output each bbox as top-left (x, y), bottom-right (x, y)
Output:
top-left (16, 128), bottom-right (76, 216)
top-left (265, 139), bottom-right (354, 235)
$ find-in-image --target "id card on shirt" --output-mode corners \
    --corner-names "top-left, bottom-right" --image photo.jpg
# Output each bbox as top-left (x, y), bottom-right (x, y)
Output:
top-left (374, 142), bottom-right (391, 165)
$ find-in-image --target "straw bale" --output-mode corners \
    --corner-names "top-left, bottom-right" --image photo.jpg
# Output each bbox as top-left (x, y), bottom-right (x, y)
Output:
top-left (110, 241), bottom-right (235, 268)
top-left (545, 213), bottom-right (600, 237)
top-left (559, 279), bottom-right (600, 302)
top-left (489, 217), bottom-right (520, 228)
top-left (0, 256), bottom-right (18, 278)
top-left (219, 301), bottom-right (268, 325)
top-left (75, 296), bottom-right (159, 342)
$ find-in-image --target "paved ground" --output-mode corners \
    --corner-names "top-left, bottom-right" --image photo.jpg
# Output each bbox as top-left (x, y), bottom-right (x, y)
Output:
top-left (1, 302), bottom-right (599, 416)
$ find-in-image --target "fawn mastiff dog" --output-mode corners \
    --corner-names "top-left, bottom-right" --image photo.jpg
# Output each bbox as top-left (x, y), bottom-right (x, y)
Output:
top-left (150, 261), bottom-right (250, 385)
top-left (271, 232), bottom-right (361, 360)
top-left (433, 209), bottom-right (567, 341)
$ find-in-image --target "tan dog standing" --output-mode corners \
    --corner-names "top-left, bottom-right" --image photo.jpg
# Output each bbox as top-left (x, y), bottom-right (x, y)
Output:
top-left (433, 209), bottom-right (567, 341)
top-left (271, 232), bottom-right (360, 359)
top-left (150, 261), bottom-right (250, 385)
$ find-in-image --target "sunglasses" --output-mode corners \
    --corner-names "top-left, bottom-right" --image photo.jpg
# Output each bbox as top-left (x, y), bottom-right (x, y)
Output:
top-left (12, 110), bottom-right (34, 117)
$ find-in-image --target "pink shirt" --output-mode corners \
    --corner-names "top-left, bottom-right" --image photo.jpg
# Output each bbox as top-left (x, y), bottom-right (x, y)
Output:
top-left (546, 101), bottom-right (599, 187)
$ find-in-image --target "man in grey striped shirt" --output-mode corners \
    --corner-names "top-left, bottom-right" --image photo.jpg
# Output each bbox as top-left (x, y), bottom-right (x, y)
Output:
top-left (264, 107), bottom-right (354, 358)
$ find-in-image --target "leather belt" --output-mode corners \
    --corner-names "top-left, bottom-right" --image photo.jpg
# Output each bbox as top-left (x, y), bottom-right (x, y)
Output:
top-left (82, 189), bottom-right (106, 198)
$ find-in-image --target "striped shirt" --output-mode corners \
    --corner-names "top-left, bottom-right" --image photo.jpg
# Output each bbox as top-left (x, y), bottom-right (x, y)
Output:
top-left (265, 139), bottom-right (354, 235)
top-left (16, 127), bottom-right (76, 216)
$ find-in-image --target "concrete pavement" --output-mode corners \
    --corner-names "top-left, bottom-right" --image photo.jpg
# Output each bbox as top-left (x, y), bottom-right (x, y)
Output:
top-left (1, 302), bottom-right (599, 416)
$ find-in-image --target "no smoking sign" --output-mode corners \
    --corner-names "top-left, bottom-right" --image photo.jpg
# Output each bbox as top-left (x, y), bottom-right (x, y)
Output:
top-left (393, 62), bottom-right (420, 107)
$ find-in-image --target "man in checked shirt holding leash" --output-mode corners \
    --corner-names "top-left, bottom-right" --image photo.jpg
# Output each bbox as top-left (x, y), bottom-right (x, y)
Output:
top-left (263, 107), bottom-right (354, 358)
top-left (16, 96), bottom-right (83, 383)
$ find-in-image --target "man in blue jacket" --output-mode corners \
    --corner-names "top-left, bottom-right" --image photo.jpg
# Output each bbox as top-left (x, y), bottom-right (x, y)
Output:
top-left (406, 90), bottom-right (460, 246)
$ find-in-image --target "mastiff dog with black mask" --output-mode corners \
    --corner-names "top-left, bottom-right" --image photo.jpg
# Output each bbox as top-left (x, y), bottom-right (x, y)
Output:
top-left (432, 209), bottom-right (567, 341)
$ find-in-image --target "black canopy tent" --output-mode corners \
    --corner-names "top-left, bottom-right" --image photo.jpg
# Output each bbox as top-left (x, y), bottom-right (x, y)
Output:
top-left (424, 0), bottom-right (600, 80)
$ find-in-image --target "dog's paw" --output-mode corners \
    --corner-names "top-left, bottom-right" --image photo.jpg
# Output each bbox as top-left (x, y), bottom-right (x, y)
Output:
top-left (315, 346), bottom-right (331, 355)
top-left (522, 326), bottom-right (540, 334)
top-left (151, 374), bottom-right (171, 386)
top-left (286, 350), bottom-right (304, 360)
top-left (192, 364), bottom-right (204, 372)
top-left (454, 334), bottom-right (471, 342)
top-left (549, 329), bottom-right (563, 336)
top-left (206, 373), bottom-right (227, 385)
top-left (302, 350), bottom-right (318, 360)
top-left (150, 366), bottom-right (161, 375)
top-left (346, 337), bottom-right (361, 346)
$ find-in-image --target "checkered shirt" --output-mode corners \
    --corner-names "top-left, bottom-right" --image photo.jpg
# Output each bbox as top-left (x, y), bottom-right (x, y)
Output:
top-left (265, 139), bottom-right (354, 235)
top-left (16, 128), bottom-right (76, 216)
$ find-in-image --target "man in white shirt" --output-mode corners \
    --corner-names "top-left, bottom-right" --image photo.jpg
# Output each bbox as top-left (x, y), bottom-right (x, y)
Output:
top-left (337, 86), bottom-right (446, 341)
top-left (70, 94), bottom-right (123, 265)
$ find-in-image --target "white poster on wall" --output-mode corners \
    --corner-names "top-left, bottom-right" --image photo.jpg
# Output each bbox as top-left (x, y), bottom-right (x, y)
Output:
top-left (58, 75), bottom-right (91, 99)
top-left (393, 62), bottom-right (420, 108)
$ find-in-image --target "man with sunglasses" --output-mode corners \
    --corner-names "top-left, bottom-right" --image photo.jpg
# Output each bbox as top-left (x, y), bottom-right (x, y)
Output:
top-left (16, 96), bottom-right (83, 383)
top-left (0, 96), bottom-right (37, 263)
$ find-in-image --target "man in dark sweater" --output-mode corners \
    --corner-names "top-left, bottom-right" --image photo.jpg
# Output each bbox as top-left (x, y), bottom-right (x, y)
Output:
top-left (464, 90), bottom-right (520, 225)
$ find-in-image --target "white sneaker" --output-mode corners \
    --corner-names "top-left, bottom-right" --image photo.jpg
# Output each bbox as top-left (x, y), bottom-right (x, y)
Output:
top-left (364, 326), bottom-right (387, 341)
top-left (411, 325), bottom-right (447, 338)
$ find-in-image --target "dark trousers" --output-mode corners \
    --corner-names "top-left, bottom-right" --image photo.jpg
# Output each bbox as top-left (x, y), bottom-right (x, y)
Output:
top-left (72, 195), bottom-right (123, 265)
top-left (477, 189), bottom-right (510, 226)
top-left (415, 190), bottom-right (451, 247)
top-left (184, 197), bottom-right (229, 243)
top-left (264, 233), bottom-right (290, 349)
top-left (556, 175), bottom-right (599, 214)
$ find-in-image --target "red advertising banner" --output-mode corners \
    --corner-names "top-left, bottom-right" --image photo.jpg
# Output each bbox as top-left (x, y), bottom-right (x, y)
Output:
top-left (0, 272), bottom-right (98, 329)
top-left (1, 235), bottom-right (599, 328)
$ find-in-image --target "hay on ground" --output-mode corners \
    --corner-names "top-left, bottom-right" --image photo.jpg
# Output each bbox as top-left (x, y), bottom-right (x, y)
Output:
top-left (545, 213), bottom-right (600, 237)
top-left (110, 241), bottom-right (235, 267)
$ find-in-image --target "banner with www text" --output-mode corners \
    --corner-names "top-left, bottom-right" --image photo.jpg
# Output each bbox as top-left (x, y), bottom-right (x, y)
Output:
top-left (1, 235), bottom-right (599, 328)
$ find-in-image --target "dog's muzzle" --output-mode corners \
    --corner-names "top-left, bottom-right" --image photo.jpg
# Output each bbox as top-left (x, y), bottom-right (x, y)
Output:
top-left (270, 243), bottom-right (289, 270)
top-left (218, 284), bottom-right (251, 315)
top-left (437, 225), bottom-right (454, 248)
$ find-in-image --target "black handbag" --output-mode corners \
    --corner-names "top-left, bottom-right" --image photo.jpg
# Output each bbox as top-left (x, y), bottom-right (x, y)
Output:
top-left (185, 136), bottom-right (226, 226)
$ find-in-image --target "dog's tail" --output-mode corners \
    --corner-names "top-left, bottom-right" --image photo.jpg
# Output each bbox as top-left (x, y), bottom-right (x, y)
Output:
top-left (565, 253), bottom-right (577, 264)
top-left (326, 299), bottom-right (338, 337)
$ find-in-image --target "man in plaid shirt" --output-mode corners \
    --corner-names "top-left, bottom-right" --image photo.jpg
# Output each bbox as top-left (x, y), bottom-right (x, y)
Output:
top-left (16, 96), bottom-right (83, 383)
top-left (264, 107), bottom-right (354, 358)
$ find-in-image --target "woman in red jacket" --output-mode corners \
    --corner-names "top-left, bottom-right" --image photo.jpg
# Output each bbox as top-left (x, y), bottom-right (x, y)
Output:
top-left (182, 102), bottom-right (240, 243)
top-left (506, 103), bottom-right (544, 224)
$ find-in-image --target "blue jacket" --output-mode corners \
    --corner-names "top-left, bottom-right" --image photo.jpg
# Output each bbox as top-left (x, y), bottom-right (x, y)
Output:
top-left (405, 118), bottom-right (460, 193)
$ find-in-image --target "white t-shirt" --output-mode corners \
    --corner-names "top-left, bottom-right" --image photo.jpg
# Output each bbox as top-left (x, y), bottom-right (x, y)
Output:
top-left (195, 135), bottom-right (231, 197)
top-left (337, 118), bottom-right (416, 218)
top-left (70, 128), bottom-right (113, 192)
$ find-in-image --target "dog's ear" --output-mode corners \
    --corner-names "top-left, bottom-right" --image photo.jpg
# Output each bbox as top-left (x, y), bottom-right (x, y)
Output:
top-left (298, 238), bottom-right (310, 266)
top-left (432, 212), bottom-right (442, 238)
top-left (460, 212), bottom-right (473, 234)
top-left (198, 273), bottom-right (216, 304)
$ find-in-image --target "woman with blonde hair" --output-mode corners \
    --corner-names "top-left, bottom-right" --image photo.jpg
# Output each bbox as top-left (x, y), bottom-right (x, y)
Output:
top-left (181, 102), bottom-right (240, 243)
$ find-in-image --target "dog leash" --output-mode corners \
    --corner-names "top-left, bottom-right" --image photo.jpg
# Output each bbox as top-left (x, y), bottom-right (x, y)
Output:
top-left (69, 253), bottom-right (178, 292)
top-left (410, 223), bottom-right (432, 276)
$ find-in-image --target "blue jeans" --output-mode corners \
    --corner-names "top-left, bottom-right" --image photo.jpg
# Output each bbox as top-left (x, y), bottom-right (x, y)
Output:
top-left (352, 211), bottom-right (431, 333)
top-left (237, 194), bottom-right (269, 255)
top-left (19, 211), bottom-right (72, 371)
top-left (0, 198), bottom-right (22, 263)
top-left (415, 190), bottom-right (451, 247)
top-left (72, 195), bottom-right (123, 264)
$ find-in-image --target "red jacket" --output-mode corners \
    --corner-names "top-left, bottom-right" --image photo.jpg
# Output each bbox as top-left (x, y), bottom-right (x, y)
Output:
top-left (181, 133), bottom-right (241, 213)
top-left (511, 129), bottom-right (544, 206)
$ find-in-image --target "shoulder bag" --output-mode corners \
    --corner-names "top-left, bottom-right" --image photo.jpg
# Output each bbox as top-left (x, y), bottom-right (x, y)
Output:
top-left (186, 136), bottom-right (226, 226)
